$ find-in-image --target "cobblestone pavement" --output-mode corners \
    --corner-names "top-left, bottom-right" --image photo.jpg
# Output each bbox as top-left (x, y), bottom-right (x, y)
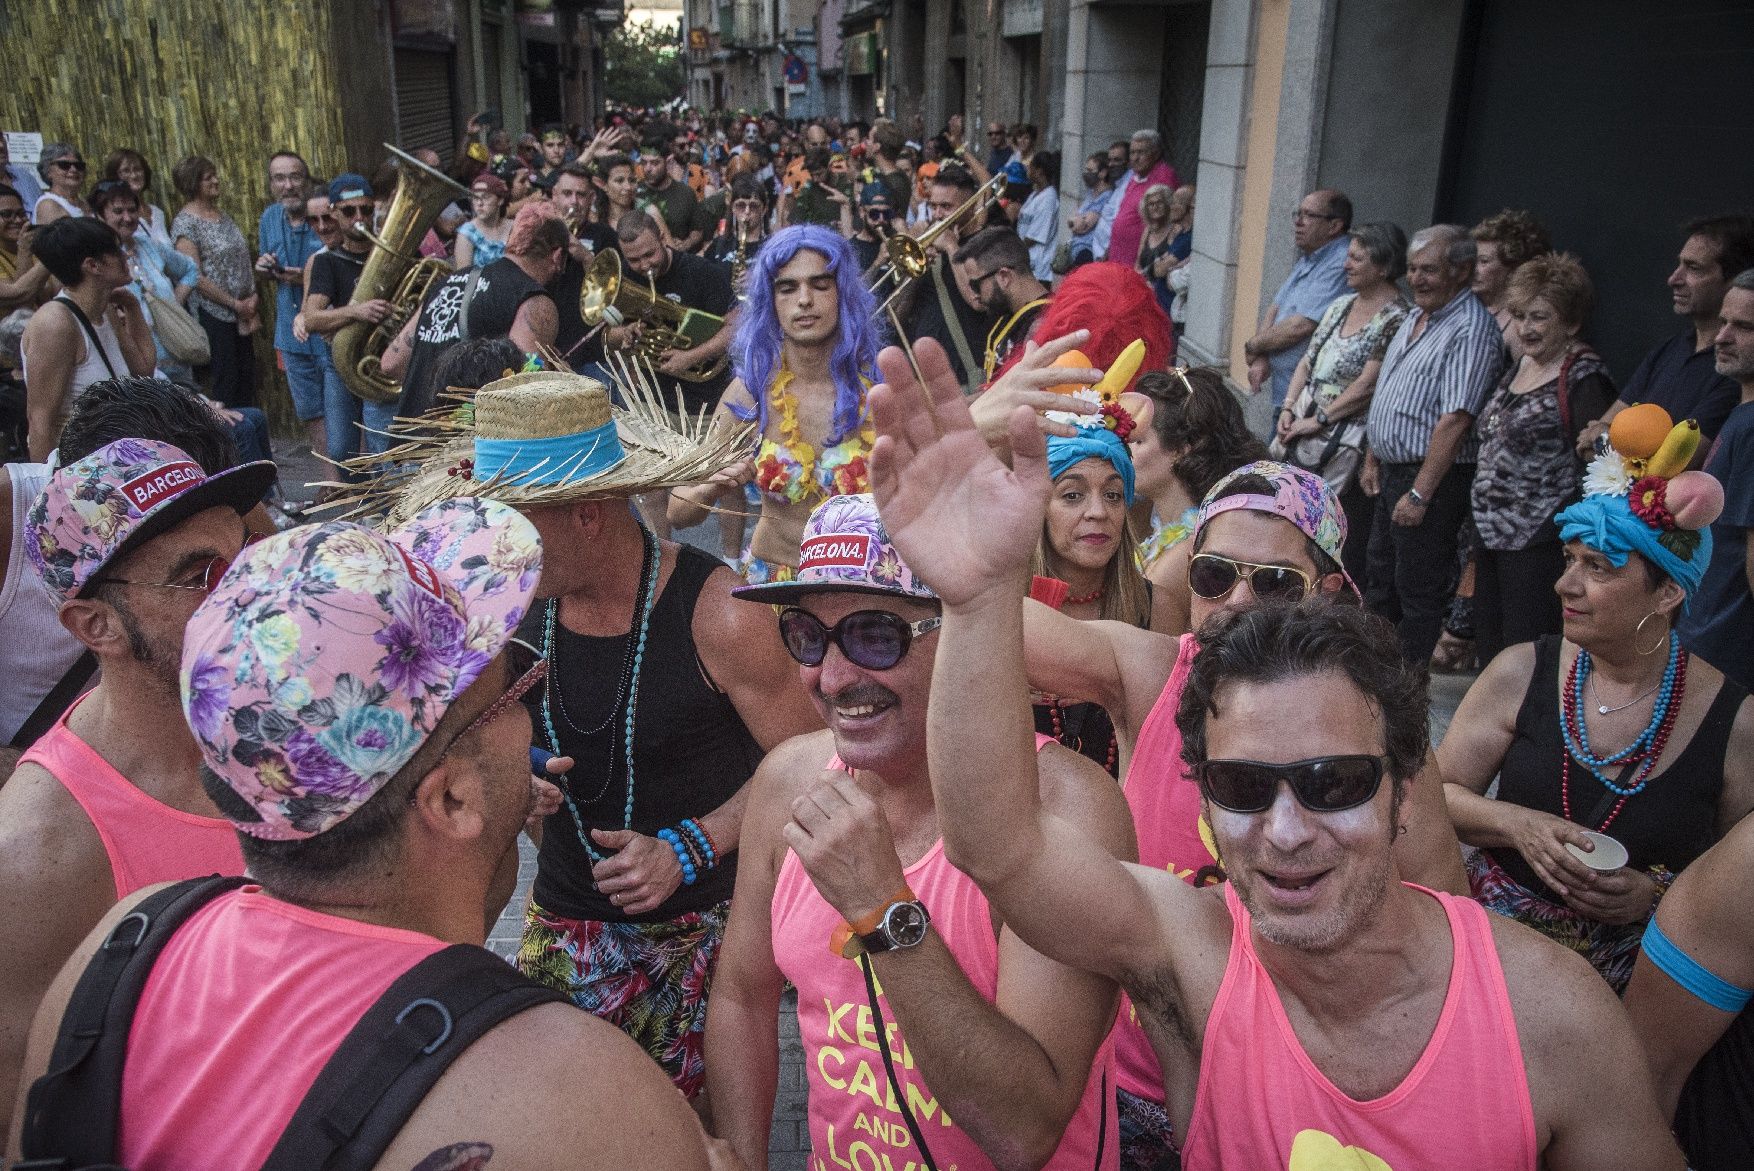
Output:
top-left (274, 436), bottom-right (1472, 1170)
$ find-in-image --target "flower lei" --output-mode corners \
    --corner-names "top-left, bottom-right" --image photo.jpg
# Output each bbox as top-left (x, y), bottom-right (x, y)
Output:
top-left (752, 368), bottom-right (875, 504)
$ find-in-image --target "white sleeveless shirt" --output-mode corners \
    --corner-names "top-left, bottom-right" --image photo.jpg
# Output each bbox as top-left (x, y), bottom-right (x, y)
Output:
top-left (21, 296), bottom-right (129, 412)
top-left (0, 463), bottom-right (88, 742)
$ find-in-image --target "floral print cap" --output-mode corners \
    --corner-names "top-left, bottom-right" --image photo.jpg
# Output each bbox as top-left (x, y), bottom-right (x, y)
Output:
top-left (180, 498), bottom-right (542, 841)
top-left (1194, 461), bottom-right (1360, 597)
top-left (732, 492), bottom-right (937, 604)
top-left (26, 438), bottom-right (277, 602)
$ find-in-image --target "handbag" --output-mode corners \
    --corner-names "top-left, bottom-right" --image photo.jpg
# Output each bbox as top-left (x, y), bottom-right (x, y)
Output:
top-left (1050, 240), bottom-right (1073, 275)
top-left (1268, 376), bottom-right (1367, 495)
top-left (143, 289), bottom-right (211, 366)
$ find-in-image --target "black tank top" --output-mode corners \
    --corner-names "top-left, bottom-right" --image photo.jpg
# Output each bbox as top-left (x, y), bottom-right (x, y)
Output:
top-left (1486, 635), bottom-right (1744, 898)
top-left (521, 544), bottom-right (762, 921)
top-left (1677, 1006), bottom-right (1754, 1171)
top-left (400, 256), bottom-right (546, 417)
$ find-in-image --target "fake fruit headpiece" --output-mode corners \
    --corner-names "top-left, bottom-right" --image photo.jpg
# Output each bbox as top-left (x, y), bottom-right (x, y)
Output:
top-left (1046, 338), bottom-right (1147, 440)
top-left (1557, 403), bottom-right (1722, 604)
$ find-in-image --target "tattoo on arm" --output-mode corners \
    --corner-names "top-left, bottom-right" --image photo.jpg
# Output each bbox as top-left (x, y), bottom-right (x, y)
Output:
top-left (411, 1142), bottom-right (494, 1171)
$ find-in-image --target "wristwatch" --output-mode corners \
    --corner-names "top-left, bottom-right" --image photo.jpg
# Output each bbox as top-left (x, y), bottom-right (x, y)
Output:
top-left (832, 888), bottom-right (930, 958)
top-left (1315, 407), bottom-right (1331, 427)
top-left (859, 898), bottom-right (931, 954)
top-left (1407, 486), bottom-right (1427, 506)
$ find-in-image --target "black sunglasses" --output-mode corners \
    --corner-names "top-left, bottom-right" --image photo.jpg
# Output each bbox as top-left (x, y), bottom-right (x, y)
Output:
top-left (778, 607), bottom-right (942, 671)
top-left (1196, 755), bottom-right (1387, 814)
top-left (52, 159), bottom-right (87, 171)
top-left (335, 204), bottom-right (373, 220)
top-left (1187, 553), bottom-right (1312, 602)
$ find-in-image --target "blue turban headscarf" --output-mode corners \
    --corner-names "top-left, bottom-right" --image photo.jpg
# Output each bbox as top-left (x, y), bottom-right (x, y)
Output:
top-left (1047, 426), bottom-right (1135, 506)
top-left (1556, 495), bottom-right (1713, 608)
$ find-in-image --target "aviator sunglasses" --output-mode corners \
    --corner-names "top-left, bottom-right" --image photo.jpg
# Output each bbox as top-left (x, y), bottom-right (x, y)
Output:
top-left (1196, 755), bottom-right (1387, 814)
top-left (1186, 553), bottom-right (1312, 602)
top-left (778, 607), bottom-right (942, 671)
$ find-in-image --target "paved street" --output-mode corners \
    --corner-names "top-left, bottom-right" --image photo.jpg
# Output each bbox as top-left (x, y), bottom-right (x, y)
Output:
top-left (275, 436), bottom-right (1473, 1169)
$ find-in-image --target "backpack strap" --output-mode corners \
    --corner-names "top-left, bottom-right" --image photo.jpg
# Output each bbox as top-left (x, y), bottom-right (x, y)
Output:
top-left (260, 945), bottom-right (566, 1171)
top-left (17, 874), bottom-right (249, 1169)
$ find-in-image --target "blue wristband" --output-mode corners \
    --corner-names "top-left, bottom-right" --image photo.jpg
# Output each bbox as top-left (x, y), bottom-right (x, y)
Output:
top-left (657, 827), bottom-right (698, 886)
top-left (1642, 916), bottom-right (1754, 1013)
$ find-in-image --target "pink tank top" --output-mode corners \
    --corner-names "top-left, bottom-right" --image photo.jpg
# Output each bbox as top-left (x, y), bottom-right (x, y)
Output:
top-left (118, 886), bottom-right (448, 1168)
top-left (17, 698), bottom-right (243, 897)
top-left (1181, 884), bottom-right (1537, 1171)
top-left (771, 741), bottom-right (1118, 1170)
top-left (1113, 632), bottom-right (1214, 1100)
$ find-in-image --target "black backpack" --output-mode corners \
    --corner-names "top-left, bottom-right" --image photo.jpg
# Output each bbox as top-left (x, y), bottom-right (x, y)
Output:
top-left (17, 875), bottom-right (565, 1171)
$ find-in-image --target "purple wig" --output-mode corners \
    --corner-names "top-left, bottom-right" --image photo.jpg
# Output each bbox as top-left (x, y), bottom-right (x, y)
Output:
top-left (728, 224), bottom-right (886, 444)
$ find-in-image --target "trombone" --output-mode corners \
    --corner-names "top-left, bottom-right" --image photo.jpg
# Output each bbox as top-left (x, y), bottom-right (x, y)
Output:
top-left (870, 171), bottom-right (1006, 314)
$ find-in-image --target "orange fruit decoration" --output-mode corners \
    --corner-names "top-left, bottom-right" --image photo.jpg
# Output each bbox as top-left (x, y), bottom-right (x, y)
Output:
top-left (1609, 403), bottom-right (1675, 461)
top-left (1045, 348), bottom-right (1097, 395)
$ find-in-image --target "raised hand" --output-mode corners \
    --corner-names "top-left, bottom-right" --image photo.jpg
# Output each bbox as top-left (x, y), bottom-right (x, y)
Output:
top-left (970, 329), bottom-right (1099, 450)
top-left (868, 337), bottom-right (1051, 608)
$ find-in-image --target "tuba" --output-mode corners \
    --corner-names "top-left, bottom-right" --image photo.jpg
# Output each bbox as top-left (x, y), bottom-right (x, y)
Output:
top-left (579, 249), bottom-right (728, 382)
top-left (331, 145), bottom-right (469, 404)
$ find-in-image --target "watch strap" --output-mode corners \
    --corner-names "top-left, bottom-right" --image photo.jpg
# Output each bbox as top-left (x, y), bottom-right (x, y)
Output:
top-left (830, 886), bottom-right (917, 960)
top-left (848, 886), bottom-right (916, 936)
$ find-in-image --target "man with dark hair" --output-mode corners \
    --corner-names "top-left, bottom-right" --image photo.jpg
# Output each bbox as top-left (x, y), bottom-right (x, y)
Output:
top-left (1580, 215), bottom-right (1754, 450)
top-left (6, 501), bottom-right (717, 1167)
top-left (861, 344), bottom-right (1688, 1168)
top-left (703, 173), bottom-right (771, 281)
top-left (299, 173), bottom-right (398, 464)
top-left (639, 137), bottom-right (703, 251)
top-left (1245, 188), bottom-right (1353, 406)
top-left (0, 437), bottom-right (271, 1140)
top-left (845, 180), bottom-right (894, 274)
top-left (867, 118), bottom-right (911, 210)
top-left (547, 162), bottom-right (621, 366)
top-left (384, 202), bottom-right (566, 419)
top-left (706, 494), bottom-right (1133, 1169)
top-left (954, 225), bottom-right (1049, 383)
top-left (610, 211), bottom-right (736, 416)
top-left (897, 162), bottom-right (989, 390)
top-left (18, 217), bottom-right (156, 459)
top-left (1677, 268), bottom-right (1754, 688)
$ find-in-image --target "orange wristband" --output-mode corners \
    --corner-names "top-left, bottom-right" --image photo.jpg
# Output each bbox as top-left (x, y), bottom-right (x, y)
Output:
top-left (827, 886), bottom-right (915, 959)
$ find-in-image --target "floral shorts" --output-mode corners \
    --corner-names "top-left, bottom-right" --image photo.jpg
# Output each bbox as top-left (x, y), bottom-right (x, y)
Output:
top-left (517, 898), bottom-right (730, 1098)
top-left (1117, 1086), bottom-right (1180, 1171)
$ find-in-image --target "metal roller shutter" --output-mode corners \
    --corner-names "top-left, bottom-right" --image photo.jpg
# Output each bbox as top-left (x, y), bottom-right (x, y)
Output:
top-left (394, 48), bottom-right (456, 162)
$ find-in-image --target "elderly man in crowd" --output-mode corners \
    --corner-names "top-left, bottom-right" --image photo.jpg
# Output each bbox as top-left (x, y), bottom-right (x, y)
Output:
top-left (1099, 130), bottom-right (1179, 272)
top-left (1245, 189), bottom-right (1354, 407)
top-left (1580, 216), bottom-right (1754, 452)
top-left (1362, 224), bottom-right (1506, 665)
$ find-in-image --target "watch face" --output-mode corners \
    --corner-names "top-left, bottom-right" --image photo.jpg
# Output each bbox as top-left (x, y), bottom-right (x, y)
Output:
top-left (883, 900), bottom-right (930, 948)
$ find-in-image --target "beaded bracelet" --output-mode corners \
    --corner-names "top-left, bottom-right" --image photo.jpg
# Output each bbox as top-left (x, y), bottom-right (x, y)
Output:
top-left (657, 827), bottom-right (698, 886)
top-left (680, 818), bottom-right (717, 868)
top-left (677, 828), bottom-right (707, 871)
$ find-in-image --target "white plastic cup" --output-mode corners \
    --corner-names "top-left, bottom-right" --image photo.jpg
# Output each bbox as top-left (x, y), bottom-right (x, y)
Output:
top-left (1565, 830), bottom-right (1629, 872)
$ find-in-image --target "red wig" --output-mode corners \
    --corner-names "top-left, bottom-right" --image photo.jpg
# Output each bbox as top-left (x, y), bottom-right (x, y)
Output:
top-left (993, 261), bottom-right (1173, 389)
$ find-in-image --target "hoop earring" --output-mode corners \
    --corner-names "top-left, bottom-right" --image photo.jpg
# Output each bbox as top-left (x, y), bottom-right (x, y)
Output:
top-left (1634, 611), bottom-right (1669, 657)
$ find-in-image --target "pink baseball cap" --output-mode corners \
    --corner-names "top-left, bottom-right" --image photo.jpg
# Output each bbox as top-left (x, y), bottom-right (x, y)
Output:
top-left (1193, 461), bottom-right (1359, 596)
top-left (180, 498), bottom-right (543, 840)
top-left (733, 493), bottom-right (936, 604)
top-left (26, 438), bottom-right (276, 602)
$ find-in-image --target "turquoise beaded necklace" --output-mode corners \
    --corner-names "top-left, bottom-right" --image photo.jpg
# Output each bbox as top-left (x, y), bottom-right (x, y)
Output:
top-left (539, 525), bottom-right (662, 863)
top-left (1560, 631), bottom-right (1682, 796)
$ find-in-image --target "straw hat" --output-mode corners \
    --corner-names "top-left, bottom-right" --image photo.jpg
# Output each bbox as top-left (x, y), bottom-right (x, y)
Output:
top-left (340, 360), bottom-right (753, 527)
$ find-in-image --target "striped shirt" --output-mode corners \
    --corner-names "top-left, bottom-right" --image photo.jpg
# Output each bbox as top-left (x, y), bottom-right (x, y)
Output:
top-left (1366, 289), bottom-right (1506, 464)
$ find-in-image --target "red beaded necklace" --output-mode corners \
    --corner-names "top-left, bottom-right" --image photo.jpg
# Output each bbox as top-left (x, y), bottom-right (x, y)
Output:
top-left (1045, 698), bottom-right (1119, 774)
top-left (1560, 650), bottom-right (1687, 833)
top-left (1065, 586), bottom-right (1105, 606)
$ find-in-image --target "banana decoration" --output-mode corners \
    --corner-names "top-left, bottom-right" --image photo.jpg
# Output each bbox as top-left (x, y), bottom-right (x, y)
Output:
top-left (1645, 419), bottom-right (1701, 480)
top-left (1092, 338), bottom-right (1147, 399)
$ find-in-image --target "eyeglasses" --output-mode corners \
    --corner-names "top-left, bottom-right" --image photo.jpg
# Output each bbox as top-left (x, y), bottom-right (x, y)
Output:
top-left (52, 159), bottom-right (87, 171)
top-left (970, 267), bottom-right (1007, 293)
top-left (1196, 755), bottom-right (1387, 814)
top-left (92, 532), bottom-right (265, 594)
top-left (1186, 553), bottom-right (1313, 602)
top-left (416, 640), bottom-right (548, 787)
top-left (335, 204), bottom-right (373, 220)
top-left (1293, 209), bottom-right (1339, 223)
top-left (778, 607), bottom-right (943, 671)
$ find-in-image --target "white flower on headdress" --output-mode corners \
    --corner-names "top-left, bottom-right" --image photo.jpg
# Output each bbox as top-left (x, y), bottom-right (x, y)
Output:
top-left (1046, 387), bottom-right (1103, 431)
top-left (1582, 449), bottom-right (1632, 498)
